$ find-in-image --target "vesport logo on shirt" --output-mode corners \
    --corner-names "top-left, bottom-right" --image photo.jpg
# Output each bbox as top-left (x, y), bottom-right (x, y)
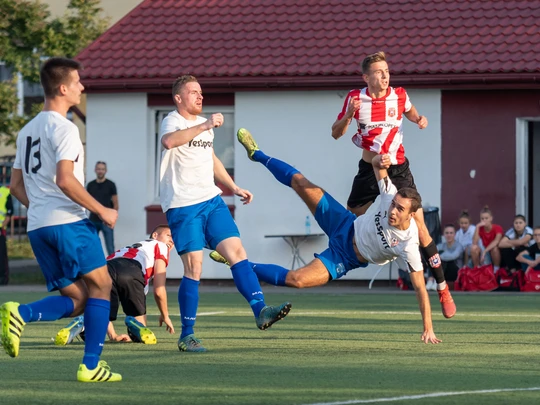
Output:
top-left (188, 139), bottom-right (213, 149)
top-left (374, 212), bottom-right (390, 249)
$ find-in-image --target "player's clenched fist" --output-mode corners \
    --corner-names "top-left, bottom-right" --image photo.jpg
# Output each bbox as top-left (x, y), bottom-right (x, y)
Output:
top-left (416, 115), bottom-right (428, 129)
top-left (346, 96), bottom-right (361, 119)
top-left (207, 113), bottom-right (224, 129)
top-left (100, 207), bottom-right (118, 228)
top-left (372, 153), bottom-right (391, 169)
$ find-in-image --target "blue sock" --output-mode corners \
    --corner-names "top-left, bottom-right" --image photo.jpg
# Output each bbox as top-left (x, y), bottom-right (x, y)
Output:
top-left (251, 262), bottom-right (289, 286)
top-left (18, 296), bottom-right (74, 323)
top-left (230, 259), bottom-right (265, 317)
top-left (179, 277), bottom-right (199, 339)
top-left (82, 298), bottom-right (110, 370)
top-left (252, 150), bottom-right (300, 187)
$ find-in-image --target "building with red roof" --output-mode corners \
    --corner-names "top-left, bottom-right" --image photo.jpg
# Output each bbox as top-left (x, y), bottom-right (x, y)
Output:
top-left (77, 0), bottom-right (540, 279)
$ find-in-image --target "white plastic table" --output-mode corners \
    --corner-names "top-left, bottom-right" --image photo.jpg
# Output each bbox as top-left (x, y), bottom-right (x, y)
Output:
top-left (265, 233), bottom-right (325, 269)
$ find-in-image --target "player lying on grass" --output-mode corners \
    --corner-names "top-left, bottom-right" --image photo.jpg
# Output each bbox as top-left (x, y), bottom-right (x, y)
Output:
top-left (54, 225), bottom-right (175, 345)
top-left (210, 128), bottom-right (442, 344)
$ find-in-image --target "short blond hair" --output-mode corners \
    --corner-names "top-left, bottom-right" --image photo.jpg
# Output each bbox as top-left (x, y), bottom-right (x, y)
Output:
top-left (361, 51), bottom-right (387, 74)
top-left (172, 75), bottom-right (198, 97)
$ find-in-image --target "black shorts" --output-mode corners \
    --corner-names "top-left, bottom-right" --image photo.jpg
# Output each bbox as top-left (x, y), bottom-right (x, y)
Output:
top-left (347, 158), bottom-right (416, 209)
top-left (107, 258), bottom-right (146, 321)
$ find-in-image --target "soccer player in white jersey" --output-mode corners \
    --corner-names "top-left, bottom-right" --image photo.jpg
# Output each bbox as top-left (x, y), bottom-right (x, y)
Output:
top-left (210, 128), bottom-right (440, 344)
top-left (331, 51), bottom-right (456, 319)
top-left (54, 225), bottom-right (175, 345)
top-left (159, 75), bottom-right (291, 352)
top-left (0, 58), bottom-right (122, 382)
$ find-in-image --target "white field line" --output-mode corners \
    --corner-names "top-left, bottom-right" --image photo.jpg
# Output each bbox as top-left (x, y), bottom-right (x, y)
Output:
top-left (302, 387), bottom-right (540, 405)
top-left (143, 310), bottom-right (540, 318)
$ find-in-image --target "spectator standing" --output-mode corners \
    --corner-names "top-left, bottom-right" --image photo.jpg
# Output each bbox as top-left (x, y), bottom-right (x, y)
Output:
top-left (0, 185), bottom-right (12, 285)
top-left (87, 161), bottom-right (118, 256)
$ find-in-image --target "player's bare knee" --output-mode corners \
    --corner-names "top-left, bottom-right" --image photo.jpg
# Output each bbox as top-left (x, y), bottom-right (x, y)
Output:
top-left (221, 245), bottom-right (247, 265)
top-left (71, 298), bottom-right (87, 316)
top-left (184, 262), bottom-right (203, 279)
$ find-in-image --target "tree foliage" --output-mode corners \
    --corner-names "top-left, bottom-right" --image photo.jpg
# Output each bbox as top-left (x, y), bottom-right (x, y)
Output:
top-left (0, 0), bottom-right (109, 145)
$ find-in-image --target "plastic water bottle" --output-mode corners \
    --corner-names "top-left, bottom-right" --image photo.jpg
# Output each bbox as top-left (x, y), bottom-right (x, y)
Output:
top-left (305, 215), bottom-right (311, 235)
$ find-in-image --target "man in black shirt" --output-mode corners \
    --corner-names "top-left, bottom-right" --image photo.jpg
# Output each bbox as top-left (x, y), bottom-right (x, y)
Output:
top-left (86, 161), bottom-right (118, 256)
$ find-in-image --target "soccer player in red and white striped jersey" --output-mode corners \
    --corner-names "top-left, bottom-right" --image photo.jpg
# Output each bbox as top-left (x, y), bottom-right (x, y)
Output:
top-left (331, 51), bottom-right (455, 319)
top-left (54, 225), bottom-right (175, 344)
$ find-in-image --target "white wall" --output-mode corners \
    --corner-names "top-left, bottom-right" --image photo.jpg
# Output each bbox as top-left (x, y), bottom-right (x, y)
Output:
top-left (85, 89), bottom-right (441, 281)
top-left (234, 89), bottom-right (441, 280)
top-left (86, 93), bottom-right (151, 252)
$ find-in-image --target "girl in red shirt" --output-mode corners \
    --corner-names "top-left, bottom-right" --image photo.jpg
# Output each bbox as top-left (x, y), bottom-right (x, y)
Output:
top-left (471, 206), bottom-right (503, 270)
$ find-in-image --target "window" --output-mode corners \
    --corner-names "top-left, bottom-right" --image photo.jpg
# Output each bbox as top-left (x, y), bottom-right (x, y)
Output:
top-left (154, 107), bottom-right (235, 199)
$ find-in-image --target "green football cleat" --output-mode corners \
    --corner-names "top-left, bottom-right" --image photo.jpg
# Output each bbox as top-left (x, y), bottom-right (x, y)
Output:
top-left (237, 128), bottom-right (260, 161)
top-left (178, 334), bottom-right (207, 352)
top-left (125, 316), bottom-right (157, 344)
top-left (77, 360), bottom-right (122, 383)
top-left (0, 301), bottom-right (26, 357)
top-left (209, 250), bottom-right (230, 266)
top-left (55, 315), bottom-right (85, 346)
top-left (256, 302), bottom-right (292, 330)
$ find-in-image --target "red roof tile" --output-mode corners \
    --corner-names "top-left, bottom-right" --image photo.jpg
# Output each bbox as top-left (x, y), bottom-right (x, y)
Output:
top-left (77, 0), bottom-right (540, 91)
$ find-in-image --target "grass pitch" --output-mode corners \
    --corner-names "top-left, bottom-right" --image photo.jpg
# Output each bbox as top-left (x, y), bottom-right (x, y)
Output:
top-left (0, 288), bottom-right (539, 405)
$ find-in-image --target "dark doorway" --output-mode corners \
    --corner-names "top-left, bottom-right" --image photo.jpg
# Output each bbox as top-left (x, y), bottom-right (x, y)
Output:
top-left (529, 121), bottom-right (540, 227)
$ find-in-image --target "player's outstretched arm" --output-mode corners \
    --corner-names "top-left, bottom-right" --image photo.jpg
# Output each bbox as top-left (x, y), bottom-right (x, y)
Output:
top-left (161, 113), bottom-right (223, 150)
top-left (213, 151), bottom-right (253, 205)
top-left (371, 154), bottom-right (391, 183)
top-left (153, 259), bottom-right (175, 334)
top-left (410, 269), bottom-right (442, 344)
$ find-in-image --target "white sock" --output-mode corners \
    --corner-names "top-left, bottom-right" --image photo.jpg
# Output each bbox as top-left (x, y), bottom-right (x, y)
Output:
top-left (437, 281), bottom-right (447, 291)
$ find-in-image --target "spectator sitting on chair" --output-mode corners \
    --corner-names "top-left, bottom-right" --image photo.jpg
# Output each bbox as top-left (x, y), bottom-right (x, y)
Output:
top-left (437, 224), bottom-right (464, 288)
top-left (87, 161), bottom-right (118, 256)
top-left (498, 214), bottom-right (533, 274)
top-left (516, 226), bottom-right (540, 271)
top-left (455, 210), bottom-right (476, 267)
top-left (470, 205), bottom-right (503, 271)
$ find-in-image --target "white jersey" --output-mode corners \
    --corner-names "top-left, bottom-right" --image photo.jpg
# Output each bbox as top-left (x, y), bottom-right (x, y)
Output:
top-left (337, 87), bottom-right (412, 165)
top-left (159, 110), bottom-right (222, 211)
top-left (13, 111), bottom-right (87, 232)
top-left (455, 225), bottom-right (476, 249)
top-left (353, 177), bottom-right (423, 271)
top-left (107, 239), bottom-right (170, 294)
top-left (505, 226), bottom-right (534, 247)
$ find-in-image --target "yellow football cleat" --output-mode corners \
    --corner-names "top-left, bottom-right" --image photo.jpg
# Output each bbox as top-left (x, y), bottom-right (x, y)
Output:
top-left (209, 250), bottom-right (230, 266)
top-left (77, 360), bottom-right (122, 382)
top-left (55, 315), bottom-right (85, 346)
top-left (0, 301), bottom-right (26, 358)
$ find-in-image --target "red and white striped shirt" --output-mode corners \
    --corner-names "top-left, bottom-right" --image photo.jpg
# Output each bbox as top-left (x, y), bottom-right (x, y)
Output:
top-left (337, 87), bottom-right (412, 165)
top-left (107, 239), bottom-right (170, 294)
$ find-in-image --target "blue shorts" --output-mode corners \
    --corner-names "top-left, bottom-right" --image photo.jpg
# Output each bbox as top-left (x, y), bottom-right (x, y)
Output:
top-left (28, 219), bottom-right (107, 292)
top-left (313, 192), bottom-right (367, 280)
top-left (166, 195), bottom-right (240, 255)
